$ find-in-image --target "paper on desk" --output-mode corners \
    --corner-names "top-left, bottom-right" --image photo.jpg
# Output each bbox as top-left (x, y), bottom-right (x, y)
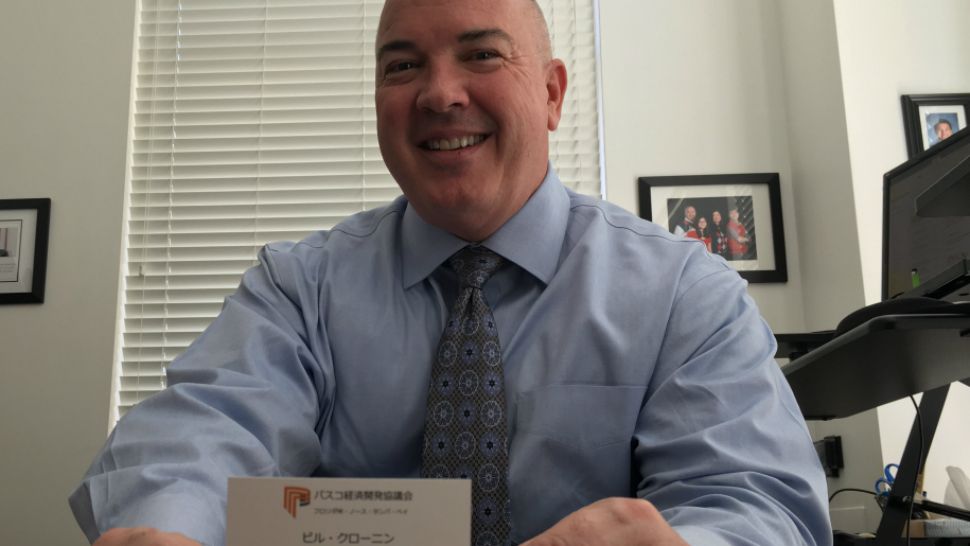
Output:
top-left (227, 477), bottom-right (470, 546)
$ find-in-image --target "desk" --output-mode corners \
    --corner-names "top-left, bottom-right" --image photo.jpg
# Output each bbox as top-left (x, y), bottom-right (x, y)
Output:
top-left (778, 314), bottom-right (970, 545)
top-left (781, 314), bottom-right (970, 420)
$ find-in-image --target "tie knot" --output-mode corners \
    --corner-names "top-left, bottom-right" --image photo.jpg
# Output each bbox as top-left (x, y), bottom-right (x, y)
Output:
top-left (448, 246), bottom-right (503, 289)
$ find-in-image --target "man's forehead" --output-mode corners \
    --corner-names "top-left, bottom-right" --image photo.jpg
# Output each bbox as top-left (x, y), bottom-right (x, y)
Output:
top-left (375, 0), bottom-right (550, 62)
top-left (377, 0), bottom-right (529, 42)
top-left (380, 0), bottom-right (509, 16)
top-left (377, 29), bottom-right (515, 61)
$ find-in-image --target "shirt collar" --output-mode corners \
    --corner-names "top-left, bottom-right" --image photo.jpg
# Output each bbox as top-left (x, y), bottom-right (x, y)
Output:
top-left (401, 163), bottom-right (569, 288)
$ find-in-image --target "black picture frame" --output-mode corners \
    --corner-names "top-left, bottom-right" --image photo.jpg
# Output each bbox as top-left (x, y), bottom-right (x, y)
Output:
top-left (638, 173), bottom-right (788, 283)
top-left (0, 198), bottom-right (51, 304)
top-left (901, 93), bottom-right (970, 158)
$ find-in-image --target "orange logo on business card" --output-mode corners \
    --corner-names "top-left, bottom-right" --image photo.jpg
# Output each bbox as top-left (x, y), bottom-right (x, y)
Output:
top-left (283, 486), bottom-right (311, 518)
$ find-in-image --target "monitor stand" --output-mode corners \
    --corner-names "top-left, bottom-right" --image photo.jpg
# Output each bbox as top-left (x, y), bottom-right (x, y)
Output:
top-left (901, 259), bottom-right (970, 303)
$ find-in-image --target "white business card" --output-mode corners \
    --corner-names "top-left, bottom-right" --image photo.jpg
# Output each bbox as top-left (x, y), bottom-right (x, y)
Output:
top-left (226, 477), bottom-right (471, 546)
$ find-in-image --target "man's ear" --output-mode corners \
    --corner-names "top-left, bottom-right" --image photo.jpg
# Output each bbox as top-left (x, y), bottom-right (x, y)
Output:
top-left (545, 59), bottom-right (568, 131)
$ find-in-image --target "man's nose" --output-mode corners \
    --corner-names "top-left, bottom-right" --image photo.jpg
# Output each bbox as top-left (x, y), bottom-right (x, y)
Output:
top-left (415, 63), bottom-right (469, 113)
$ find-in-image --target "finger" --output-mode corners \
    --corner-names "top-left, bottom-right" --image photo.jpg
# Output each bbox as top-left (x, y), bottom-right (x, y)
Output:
top-left (93, 527), bottom-right (201, 546)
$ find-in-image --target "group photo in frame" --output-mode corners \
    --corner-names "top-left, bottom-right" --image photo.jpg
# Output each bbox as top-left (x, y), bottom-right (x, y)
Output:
top-left (0, 198), bottom-right (51, 304)
top-left (637, 173), bottom-right (788, 283)
top-left (901, 93), bottom-right (970, 157)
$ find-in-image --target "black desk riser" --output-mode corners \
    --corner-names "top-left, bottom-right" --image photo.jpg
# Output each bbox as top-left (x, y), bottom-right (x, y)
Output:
top-left (778, 314), bottom-right (970, 545)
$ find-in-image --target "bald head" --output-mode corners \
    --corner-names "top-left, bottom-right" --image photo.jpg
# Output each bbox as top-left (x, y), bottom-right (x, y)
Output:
top-left (377, 0), bottom-right (553, 62)
top-left (526, 0), bottom-right (553, 61)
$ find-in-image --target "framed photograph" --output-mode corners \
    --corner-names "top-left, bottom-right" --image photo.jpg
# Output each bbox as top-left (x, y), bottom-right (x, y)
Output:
top-left (637, 173), bottom-right (787, 283)
top-left (0, 198), bottom-right (51, 304)
top-left (901, 93), bottom-right (970, 157)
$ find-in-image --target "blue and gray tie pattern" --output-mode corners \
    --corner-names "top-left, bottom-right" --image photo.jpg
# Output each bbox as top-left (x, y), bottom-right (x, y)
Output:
top-left (422, 246), bottom-right (510, 546)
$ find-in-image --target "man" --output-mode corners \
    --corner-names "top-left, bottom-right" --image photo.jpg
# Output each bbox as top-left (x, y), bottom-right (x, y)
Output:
top-left (71, 1), bottom-right (831, 545)
top-left (726, 207), bottom-right (750, 260)
top-left (672, 205), bottom-right (696, 236)
top-left (933, 118), bottom-right (954, 144)
top-left (710, 210), bottom-right (728, 258)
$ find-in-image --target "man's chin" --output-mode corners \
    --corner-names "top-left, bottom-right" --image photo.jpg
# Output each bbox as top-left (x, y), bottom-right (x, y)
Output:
top-left (410, 194), bottom-right (499, 236)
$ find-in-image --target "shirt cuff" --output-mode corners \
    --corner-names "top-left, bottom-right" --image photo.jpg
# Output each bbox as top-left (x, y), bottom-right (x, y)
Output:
top-left (70, 479), bottom-right (222, 546)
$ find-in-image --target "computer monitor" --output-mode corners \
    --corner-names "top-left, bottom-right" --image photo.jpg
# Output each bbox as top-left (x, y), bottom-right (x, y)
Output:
top-left (882, 125), bottom-right (970, 301)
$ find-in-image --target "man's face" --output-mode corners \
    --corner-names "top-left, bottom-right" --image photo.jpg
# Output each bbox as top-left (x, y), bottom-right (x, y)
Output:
top-left (685, 206), bottom-right (696, 221)
top-left (935, 121), bottom-right (953, 141)
top-left (375, 0), bottom-right (567, 241)
top-left (729, 209), bottom-right (739, 221)
top-left (712, 211), bottom-right (721, 224)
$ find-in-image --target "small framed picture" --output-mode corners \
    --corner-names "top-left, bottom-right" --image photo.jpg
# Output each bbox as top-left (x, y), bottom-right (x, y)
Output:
top-left (901, 93), bottom-right (970, 157)
top-left (637, 173), bottom-right (787, 283)
top-left (0, 198), bottom-right (51, 304)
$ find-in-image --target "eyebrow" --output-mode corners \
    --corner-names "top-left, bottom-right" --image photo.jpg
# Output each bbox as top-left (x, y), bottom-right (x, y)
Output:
top-left (376, 28), bottom-right (515, 62)
top-left (376, 40), bottom-right (418, 62)
top-left (458, 28), bottom-right (515, 46)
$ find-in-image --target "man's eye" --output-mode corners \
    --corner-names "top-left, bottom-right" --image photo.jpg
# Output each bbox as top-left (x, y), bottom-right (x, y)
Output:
top-left (470, 50), bottom-right (500, 61)
top-left (385, 61), bottom-right (418, 75)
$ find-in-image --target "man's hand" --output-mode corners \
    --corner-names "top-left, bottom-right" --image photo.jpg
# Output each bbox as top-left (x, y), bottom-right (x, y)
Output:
top-left (93, 527), bottom-right (202, 546)
top-left (522, 497), bottom-right (689, 546)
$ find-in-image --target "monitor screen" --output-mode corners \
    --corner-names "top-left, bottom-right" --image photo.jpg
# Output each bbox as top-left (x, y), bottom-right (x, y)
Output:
top-left (883, 126), bottom-right (970, 300)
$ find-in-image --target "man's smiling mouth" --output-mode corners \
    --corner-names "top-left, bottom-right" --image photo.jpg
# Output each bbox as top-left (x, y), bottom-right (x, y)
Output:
top-left (422, 134), bottom-right (489, 151)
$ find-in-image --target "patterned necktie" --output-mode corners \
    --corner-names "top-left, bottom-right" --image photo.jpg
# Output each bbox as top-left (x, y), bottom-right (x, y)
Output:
top-left (422, 246), bottom-right (511, 546)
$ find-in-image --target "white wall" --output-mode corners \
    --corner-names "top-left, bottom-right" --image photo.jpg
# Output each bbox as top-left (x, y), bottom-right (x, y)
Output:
top-left (775, 0), bottom-right (867, 331)
top-left (833, 0), bottom-right (970, 507)
top-left (773, 0), bottom-right (881, 531)
top-left (0, 1), bottom-right (135, 545)
top-left (600, 0), bottom-right (808, 334)
top-left (835, 0), bottom-right (970, 306)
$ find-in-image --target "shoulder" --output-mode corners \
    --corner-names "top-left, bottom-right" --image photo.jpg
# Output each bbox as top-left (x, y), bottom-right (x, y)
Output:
top-left (256, 197), bottom-right (406, 283)
top-left (563, 190), bottom-right (734, 290)
top-left (266, 198), bottom-right (404, 255)
top-left (566, 190), bottom-right (675, 241)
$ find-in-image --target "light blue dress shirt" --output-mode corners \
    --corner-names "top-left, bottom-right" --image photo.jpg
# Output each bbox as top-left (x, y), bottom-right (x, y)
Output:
top-left (71, 167), bottom-right (832, 546)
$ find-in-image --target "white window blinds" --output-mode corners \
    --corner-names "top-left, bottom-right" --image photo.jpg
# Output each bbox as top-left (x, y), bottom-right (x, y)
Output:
top-left (118, 0), bottom-right (602, 416)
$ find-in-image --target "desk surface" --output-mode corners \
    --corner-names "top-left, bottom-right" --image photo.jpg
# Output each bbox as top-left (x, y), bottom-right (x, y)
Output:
top-left (780, 314), bottom-right (970, 420)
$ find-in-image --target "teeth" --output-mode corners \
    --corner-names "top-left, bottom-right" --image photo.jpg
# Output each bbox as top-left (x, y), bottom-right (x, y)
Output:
top-left (426, 134), bottom-right (484, 151)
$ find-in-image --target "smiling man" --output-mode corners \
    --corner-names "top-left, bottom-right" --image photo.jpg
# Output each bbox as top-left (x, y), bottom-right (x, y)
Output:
top-left (374, 0), bottom-right (563, 243)
top-left (72, 1), bottom-right (831, 545)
